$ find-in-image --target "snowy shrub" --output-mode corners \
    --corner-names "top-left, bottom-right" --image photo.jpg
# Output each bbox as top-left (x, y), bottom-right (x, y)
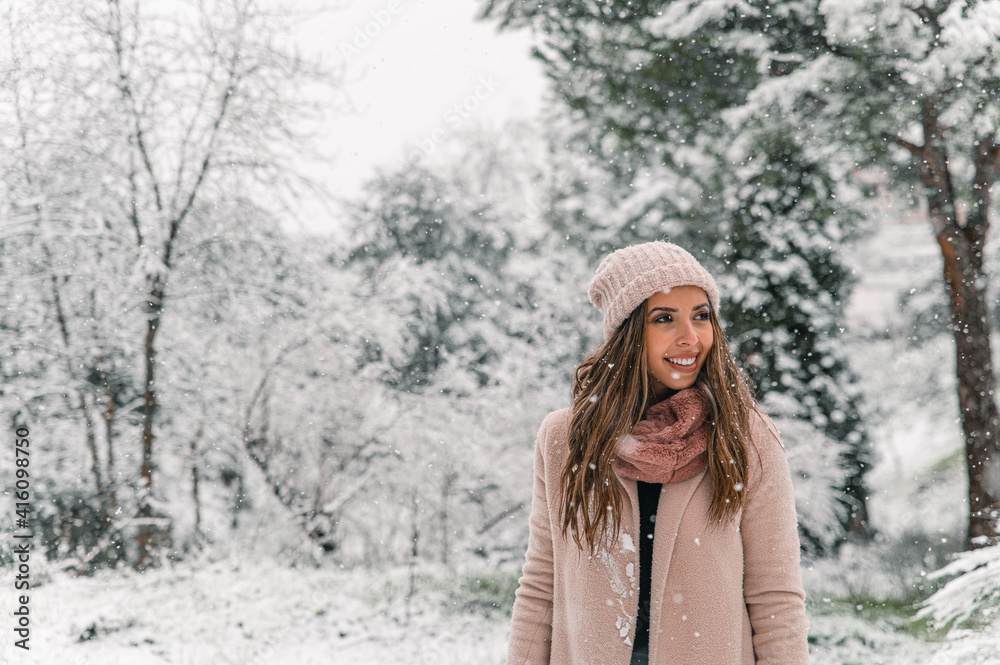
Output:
top-left (916, 543), bottom-right (1000, 632)
top-left (763, 392), bottom-right (850, 553)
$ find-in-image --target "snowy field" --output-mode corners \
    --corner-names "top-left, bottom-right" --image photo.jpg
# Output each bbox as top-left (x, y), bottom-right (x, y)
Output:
top-left (0, 550), bottom-right (997, 665)
top-left (0, 559), bottom-right (511, 665)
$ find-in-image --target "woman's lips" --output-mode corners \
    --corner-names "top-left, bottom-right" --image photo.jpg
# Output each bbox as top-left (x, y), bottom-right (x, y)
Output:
top-left (665, 355), bottom-right (699, 373)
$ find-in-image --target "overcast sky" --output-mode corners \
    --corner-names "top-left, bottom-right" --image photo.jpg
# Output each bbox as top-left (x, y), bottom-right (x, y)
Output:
top-left (293, 0), bottom-right (548, 236)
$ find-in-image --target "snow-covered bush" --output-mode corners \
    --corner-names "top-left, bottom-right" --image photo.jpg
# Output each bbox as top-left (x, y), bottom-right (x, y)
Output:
top-left (917, 543), bottom-right (1000, 632)
top-left (762, 392), bottom-right (851, 552)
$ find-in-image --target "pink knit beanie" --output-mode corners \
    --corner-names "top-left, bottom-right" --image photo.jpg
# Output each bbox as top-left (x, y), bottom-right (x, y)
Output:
top-left (588, 241), bottom-right (720, 341)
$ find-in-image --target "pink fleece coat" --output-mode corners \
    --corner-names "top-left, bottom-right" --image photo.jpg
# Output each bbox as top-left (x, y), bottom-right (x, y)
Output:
top-left (506, 407), bottom-right (810, 665)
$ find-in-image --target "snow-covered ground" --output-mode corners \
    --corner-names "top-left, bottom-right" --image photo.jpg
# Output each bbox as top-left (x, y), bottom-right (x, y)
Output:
top-left (0, 551), bottom-right (996, 665)
top-left (0, 558), bottom-right (511, 664)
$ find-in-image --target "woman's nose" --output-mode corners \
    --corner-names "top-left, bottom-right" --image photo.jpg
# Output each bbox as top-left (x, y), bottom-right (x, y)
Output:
top-left (677, 320), bottom-right (697, 344)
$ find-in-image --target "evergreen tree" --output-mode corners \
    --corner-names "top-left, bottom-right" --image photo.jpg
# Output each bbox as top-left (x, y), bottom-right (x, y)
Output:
top-left (339, 128), bottom-right (593, 563)
top-left (481, 0), bottom-right (872, 550)
top-left (637, 0), bottom-right (1000, 549)
top-left (719, 130), bottom-right (869, 546)
top-left (345, 164), bottom-right (515, 392)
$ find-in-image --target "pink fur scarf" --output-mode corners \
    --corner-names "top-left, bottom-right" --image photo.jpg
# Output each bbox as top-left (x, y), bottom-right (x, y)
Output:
top-left (612, 388), bottom-right (710, 484)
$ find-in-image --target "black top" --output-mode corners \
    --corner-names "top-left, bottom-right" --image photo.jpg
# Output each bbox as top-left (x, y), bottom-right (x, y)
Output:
top-left (634, 480), bottom-right (661, 650)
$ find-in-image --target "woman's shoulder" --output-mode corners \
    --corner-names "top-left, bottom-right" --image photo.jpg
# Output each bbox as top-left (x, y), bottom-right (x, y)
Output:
top-left (537, 407), bottom-right (573, 444)
top-left (524, 408), bottom-right (571, 475)
top-left (744, 407), bottom-right (793, 489)
top-left (748, 408), bottom-right (782, 449)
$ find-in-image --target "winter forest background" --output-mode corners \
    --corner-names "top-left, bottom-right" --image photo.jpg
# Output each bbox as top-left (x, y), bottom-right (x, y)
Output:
top-left (2, 0), bottom-right (1000, 663)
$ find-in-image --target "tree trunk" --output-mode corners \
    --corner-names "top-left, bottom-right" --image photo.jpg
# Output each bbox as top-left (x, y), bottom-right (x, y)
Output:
top-left (406, 488), bottom-right (420, 625)
top-left (99, 365), bottom-right (118, 513)
top-left (190, 422), bottom-right (204, 541)
top-left (137, 281), bottom-right (164, 568)
top-left (844, 461), bottom-right (870, 538)
top-left (959, 135), bottom-right (1000, 547)
top-left (895, 99), bottom-right (1000, 548)
top-left (49, 270), bottom-right (109, 522)
top-left (935, 222), bottom-right (1000, 548)
top-left (440, 470), bottom-right (456, 564)
top-left (79, 391), bottom-right (105, 504)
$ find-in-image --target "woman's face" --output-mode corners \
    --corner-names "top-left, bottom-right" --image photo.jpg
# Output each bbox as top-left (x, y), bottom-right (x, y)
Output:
top-left (644, 285), bottom-right (714, 399)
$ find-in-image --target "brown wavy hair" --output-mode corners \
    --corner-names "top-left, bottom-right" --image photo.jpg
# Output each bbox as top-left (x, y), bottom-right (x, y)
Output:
top-left (559, 299), bottom-right (758, 554)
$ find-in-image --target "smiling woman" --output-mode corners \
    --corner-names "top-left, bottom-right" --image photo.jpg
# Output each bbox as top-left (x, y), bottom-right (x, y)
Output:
top-left (644, 286), bottom-right (714, 397)
top-left (505, 241), bottom-right (810, 665)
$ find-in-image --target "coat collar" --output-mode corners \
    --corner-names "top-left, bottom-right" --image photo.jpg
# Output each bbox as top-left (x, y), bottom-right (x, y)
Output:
top-left (617, 465), bottom-right (708, 557)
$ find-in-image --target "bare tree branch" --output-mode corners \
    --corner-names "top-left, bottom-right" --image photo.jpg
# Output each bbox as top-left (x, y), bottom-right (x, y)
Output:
top-left (884, 134), bottom-right (922, 156)
top-left (108, 0), bottom-right (164, 214)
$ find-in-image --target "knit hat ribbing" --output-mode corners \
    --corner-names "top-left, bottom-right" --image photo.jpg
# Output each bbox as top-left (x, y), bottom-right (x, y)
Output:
top-left (588, 241), bottom-right (720, 341)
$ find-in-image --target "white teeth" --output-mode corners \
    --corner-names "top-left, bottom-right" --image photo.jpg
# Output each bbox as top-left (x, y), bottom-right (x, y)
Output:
top-left (667, 356), bottom-right (696, 366)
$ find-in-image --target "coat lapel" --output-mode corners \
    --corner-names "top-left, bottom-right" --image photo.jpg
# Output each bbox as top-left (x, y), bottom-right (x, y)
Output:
top-left (647, 467), bottom-right (709, 648)
top-left (614, 466), bottom-right (708, 655)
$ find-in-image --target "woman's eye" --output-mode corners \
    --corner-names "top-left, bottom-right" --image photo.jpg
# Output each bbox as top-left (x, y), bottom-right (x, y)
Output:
top-left (655, 315), bottom-right (672, 323)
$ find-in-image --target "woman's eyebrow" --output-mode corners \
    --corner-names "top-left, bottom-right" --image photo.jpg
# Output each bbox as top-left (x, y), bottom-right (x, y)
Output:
top-left (649, 303), bottom-right (709, 315)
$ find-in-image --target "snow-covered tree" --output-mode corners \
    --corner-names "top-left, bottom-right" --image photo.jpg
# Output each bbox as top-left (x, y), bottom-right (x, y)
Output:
top-left (718, 129), bottom-right (870, 545)
top-left (918, 542), bottom-right (1000, 634)
top-left (345, 164), bottom-right (516, 392)
top-left (480, 0), bottom-right (871, 550)
top-left (0, 0), bottom-right (339, 567)
top-left (646, 0), bottom-right (1000, 549)
top-left (336, 124), bottom-right (592, 564)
